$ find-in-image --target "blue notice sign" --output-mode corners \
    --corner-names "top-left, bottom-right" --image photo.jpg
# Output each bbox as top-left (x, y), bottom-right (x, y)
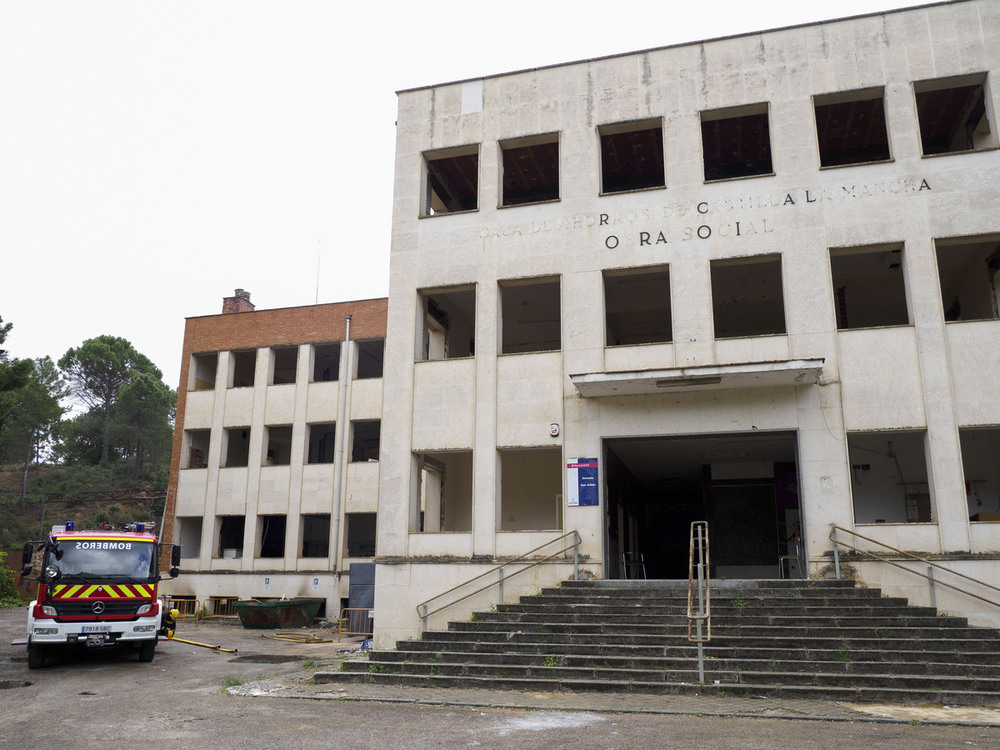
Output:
top-left (567, 458), bottom-right (599, 507)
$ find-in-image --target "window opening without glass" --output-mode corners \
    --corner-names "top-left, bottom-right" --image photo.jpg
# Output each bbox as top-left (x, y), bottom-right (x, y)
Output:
top-left (599, 119), bottom-right (665, 193)
top-left (702, 104), bottom-right (773, 181)
top-left (500, 134), bottom-right (559, 206)
top-left (711, 256), bottom-right (786, 338)
top-left (814, 88), bottom-right (891, 167)
top-left (423, 145), bottom-right (479, 215)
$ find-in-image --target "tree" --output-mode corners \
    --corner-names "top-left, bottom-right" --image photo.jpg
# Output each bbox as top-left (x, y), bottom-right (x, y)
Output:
top-left (111, 371), bottom-right (175, 480)
top-left (58, 336), bottom-right (161, 466)
top-left (0, 315), bottom-right (33, 436)
top-left (0, 357), bottom-right (67, 507)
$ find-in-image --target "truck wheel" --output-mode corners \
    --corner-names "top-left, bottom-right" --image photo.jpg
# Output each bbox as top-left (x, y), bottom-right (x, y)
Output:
top-left (27, 643), bottom-right (47, 669)
top-left (137, 639), bottom-right (156, 662)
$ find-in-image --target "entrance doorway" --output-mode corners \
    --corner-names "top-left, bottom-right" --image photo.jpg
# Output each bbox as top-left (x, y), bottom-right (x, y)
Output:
top-left (604, 432), bottom-right (802, 580)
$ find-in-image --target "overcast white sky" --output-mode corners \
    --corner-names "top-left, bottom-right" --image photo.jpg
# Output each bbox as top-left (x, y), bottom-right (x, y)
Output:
top-left (1, 0), bottom-right (923, 389)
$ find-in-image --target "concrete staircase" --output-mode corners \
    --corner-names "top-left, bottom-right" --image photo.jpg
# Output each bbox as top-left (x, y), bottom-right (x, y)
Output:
top-left (318, 578), bottom-right (1000, 705)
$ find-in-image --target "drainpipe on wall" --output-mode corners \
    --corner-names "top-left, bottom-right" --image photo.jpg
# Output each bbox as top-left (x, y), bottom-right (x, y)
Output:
top-left (330, 315), bottom-right (352, 570)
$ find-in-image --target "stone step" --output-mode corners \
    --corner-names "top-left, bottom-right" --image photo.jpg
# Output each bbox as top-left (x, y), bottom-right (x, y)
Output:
top-left (394, 639), bottom-right (1000, 666)
top-left (477, 612), bottom-right (967, 628)
top-left (316, 670), bottom-right (1000, 707)
top-left (420, 627), bottom-right (1000, 652)
top-left (522, 593), bottom-right (893, 606)
top-left (445, 620), bottom-right (994, 642)
top-left (500, 601), bottom-right (931, 614)
top-left (371, 649), bottom-right (1000, 677)
top-left (342, 657), bottom-right (1000, 693)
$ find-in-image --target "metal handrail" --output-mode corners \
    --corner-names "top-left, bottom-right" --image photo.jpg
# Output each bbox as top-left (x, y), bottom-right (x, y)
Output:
top-left (687, 521), bottom-right (711, 684)
top-left (829, 524), bottom-right (1000, 610)
top-left (416, 530), bottom-right (581, 631)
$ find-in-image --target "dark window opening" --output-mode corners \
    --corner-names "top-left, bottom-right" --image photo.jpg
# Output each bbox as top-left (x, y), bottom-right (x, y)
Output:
top-left (711, 256), bottom-right (786, 338)
top-left (217, 516), bottom-right (245, 558)
top-left (849, 432), bottom-right (931, 524)
top-left (420, 286), bottom-right (476, 360)
top-left (230, 350), bottom-right (256, 388)
top-left (424, 146), bottom-right (479, 215)
top-left (814, 89), bottom-right (891, 167)
top-left (499, 448), bottom-right (562, 531)
top-left (935, 236), bottom-right (1000, 321)
top-left (604, 267), bottom-right (672, 346)
top-left (190, 353), bottom-right (217, 391)
top-left (500, 278), bottom-right (561, 354)
top-left (224, 427), bottom-right (251, 468)
top-left (351, 421), bottom-right (380, 462)
top-left (960, 429), bottom-right (1000, 521)
top-left (356, 339), bottom-right (384, 379)
top-left (702, 106), bottom-right (773, 181)
top-left (345, 513), bottom-right (377, 557)
top-left (265, 426), bottom-right (292, 466)
top-left (271, 347), bottom-right (297, 385)
top-left (313, 343), bottom-right (341, 382)
top-left (301, 514), bottom-right (331, 557)
top-left (915, 76), bottom-right (993, 155)
top-left (830, 245), bottom-right (909, 329)
top-left (307, 423), bottom-right (336, 464)
top-left (258, 514), bottom-right (286, 558)
top-left (414, 451), bottom-right (473, 532)
top-left (599, 120), bottom-right (665, 193)
top-left (500, 134), bottom-right (559, 206)
top-left (185, 430), bottom-right (210, 469)
top-left (178, 517), bottom-right (202, 558)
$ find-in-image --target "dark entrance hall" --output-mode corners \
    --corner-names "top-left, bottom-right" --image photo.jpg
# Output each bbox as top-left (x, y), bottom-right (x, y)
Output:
top-left (604, 432), bottom-right (802, 580)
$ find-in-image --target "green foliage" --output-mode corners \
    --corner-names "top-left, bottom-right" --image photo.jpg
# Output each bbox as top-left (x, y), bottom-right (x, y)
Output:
top-left (0, 548), bottom-right (25, 607)
top-left (0, 316), bottom-right (34, 437)
top-left (0, 357), bottom-right (68, 477)
top-left (58, 335), bottom-right (169, 468)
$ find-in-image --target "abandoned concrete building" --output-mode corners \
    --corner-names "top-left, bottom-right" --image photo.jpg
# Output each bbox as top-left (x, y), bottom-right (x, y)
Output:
top-left (372, 0), bottom-right (1000, 646)
top-left (163, 0), bottom-right (1000, 645)
top-left (162, 291), bottom-right (387, 618)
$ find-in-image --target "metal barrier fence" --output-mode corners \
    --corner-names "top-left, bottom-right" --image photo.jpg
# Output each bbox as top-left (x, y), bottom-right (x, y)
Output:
top-left (161, 596), bottom-right (200, 621)
top-left (159, 596), bottom-right (242, 622)
top-left (204, 596), bottom-right (240, 620)
top-left (338, 608), bottom-right (374, 639)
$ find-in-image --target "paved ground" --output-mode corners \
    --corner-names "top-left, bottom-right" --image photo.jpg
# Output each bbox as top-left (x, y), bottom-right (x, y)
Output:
top-left (3, 607), bottom-right (1000, 749)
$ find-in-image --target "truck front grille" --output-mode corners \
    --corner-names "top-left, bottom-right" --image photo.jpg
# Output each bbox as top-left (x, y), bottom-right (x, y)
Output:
top-left (54, 600), bottom-right (144, 616)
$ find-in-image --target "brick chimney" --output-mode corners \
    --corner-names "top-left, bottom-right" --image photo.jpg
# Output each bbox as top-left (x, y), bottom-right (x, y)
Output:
top-left (222, 288), bottom-right (255, 314)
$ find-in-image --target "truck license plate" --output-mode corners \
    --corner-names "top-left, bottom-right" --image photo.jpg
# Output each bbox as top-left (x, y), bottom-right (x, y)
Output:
top-left (82, 625), bottom-right (112, 633)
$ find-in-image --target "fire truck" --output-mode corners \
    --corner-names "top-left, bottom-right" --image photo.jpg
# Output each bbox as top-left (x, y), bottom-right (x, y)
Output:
top-left (21, 521), bottom-right (179, 669)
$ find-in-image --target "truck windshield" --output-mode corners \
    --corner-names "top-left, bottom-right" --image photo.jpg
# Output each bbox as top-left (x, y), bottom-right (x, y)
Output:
top-left (49, 539), bottom-right (156, 580)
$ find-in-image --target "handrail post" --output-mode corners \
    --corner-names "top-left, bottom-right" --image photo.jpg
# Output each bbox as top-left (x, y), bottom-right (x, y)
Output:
top-left (928, 565), bottom-right (936, 610)
top-left (831, 527), bottom-right (842, 580)
top-left (498, 566), bottom-right (504, 607)
top-left (573, 532), bottom-right (579, 580)
top-left (420, 603), bottom-right (427, 633)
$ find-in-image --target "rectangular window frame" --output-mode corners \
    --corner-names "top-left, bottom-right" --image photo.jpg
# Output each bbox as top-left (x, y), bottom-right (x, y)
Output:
top-left (422, 144), bottom-right (480, 217)
top-left (598, 118), bottom-right (666, 195)
top-left (499, 132), bottom-right (560, 207)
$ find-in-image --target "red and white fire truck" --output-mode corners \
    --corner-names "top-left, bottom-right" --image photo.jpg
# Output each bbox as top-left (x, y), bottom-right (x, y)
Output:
top-left (21, 522), bottom-right (179, 668)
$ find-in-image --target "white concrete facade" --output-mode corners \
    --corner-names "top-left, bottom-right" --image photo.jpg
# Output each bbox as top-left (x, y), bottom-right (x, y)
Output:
top-left (376, 0), bottom-right (1000, 645)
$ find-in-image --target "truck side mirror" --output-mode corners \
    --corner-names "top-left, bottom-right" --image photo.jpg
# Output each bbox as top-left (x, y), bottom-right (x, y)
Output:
top-left (20, 542), bottom-right (34, 577)
top-left (169, 567), bottom-right (180, 579)
top-left (170, 546), bottom-right (181, 567)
